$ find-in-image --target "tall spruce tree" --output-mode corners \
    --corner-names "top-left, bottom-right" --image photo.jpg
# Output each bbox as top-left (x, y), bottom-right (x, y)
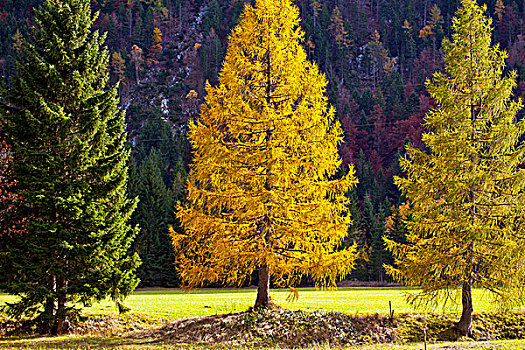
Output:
top-left (386, 0), bottom-right (525, 337)
top-left (131, 148), bottom-right (178, 287)
top-left (171, 0), bottom-right (358, 308)
top-left (0, 0), bottom-right (139, 334)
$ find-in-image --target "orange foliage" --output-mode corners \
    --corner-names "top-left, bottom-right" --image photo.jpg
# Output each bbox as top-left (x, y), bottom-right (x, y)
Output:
top-left (0, 139), bottom-right (22, 237)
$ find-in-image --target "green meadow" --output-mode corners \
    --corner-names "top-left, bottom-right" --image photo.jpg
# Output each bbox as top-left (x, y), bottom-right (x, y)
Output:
top-left (2, 287), bottom-right (524, 350)
top-left (0, 286), bottom-right (509, 319)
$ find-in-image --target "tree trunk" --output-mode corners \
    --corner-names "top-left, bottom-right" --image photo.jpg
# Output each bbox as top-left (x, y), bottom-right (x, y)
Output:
top-left (39, 295), bottom-right (56, 334)
top-left (456, 280), bottom-right (473, 337)
top-left (254, 264), bottom-right (271, 308)
top-left (53, 277), bottom-right (68, 335)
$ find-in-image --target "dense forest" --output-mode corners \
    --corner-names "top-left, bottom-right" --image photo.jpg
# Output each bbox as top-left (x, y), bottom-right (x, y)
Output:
top-left (2, 0), bottom-right (525, 286)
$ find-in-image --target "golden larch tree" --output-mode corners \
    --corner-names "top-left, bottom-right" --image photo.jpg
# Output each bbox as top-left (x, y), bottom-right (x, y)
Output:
top-left (330, 6), bottom-right (350, 50)
top-left (111, 51), bottom-right (126, 95)
top-left (495, 0), bottom-right (504, 22)
top-left (170, 0), bottom-right (358, 307)
top-left (386, 0), bottom-right (525, 337)
top-left (147, 27), bottom-right (162, 66)
top-left (311, 0), bottom-right (321, 29)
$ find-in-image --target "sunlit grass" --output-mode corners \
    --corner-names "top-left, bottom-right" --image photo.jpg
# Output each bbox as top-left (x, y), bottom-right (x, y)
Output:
top-left (1, 336), bottom-right (525, 350)
top-left (0, 287), bottom-right (513, 320)
top-left (1, 288), bottom-right (525, 350)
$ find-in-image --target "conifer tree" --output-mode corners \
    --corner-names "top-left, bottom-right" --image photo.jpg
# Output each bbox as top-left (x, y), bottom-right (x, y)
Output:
top-left (171, 0), bottom-right (358, 307)
top-left (132, 149), bottom-right (178, 287)
top-left (0, 138), bottom-right (22, 284)
top-left (111, 51), bottom-right (126, 83)
top-left (495, 0), bottom-right (504, 22)
top-left (0, 0), bottom-right (139, 334)
top-left (146, 27), bottom-right (162, 66)
top-left (386, 0), bottom-right (525, 337)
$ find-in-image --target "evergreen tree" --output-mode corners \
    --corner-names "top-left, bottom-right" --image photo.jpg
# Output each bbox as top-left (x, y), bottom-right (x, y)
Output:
top-left (171, 0), bottom-right (358, 308)
top-left (386, 0), bottom-right (525, 337)
top-left (202, 0), bottom-right (223, 36)
top-left (0, 138), bottom-right (22, 287)
top-left (133, 149), bottom-right (178, 287)
top-left (0, 0), bottom-right (139, 334)
top-left (369, 202), bottom-right (387, 282)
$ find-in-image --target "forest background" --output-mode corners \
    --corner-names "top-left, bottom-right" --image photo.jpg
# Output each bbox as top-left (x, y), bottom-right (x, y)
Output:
top-left (2, 0), bottom-right (524, 288)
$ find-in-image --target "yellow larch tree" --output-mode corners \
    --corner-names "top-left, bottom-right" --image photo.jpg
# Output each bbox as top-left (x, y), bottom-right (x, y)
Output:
top-left (12, 29), bottom-right (23, 53)
top-left (111, 51), bottom-right (126, 93)
top-left (495, 0), bottom-right (504, 22)
top-left (170, 0), bottom-right (358, 307)
top-left (147, 27), bottom-right (162, 66)
top-left (330, 6), bottom-right (350, 50)
top-left (311, 0), bottom-right (321, 30)
top-left (386, 0), bottom-right (525, 337)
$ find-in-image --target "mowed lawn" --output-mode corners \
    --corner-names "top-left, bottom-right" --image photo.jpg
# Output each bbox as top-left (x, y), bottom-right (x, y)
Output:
top-left (0, 287), bottom-right (511, 320)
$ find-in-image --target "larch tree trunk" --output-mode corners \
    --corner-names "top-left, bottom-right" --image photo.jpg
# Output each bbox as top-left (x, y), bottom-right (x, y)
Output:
top-left (456, 280), bottom-right (473, 336)
top-left (254, 264), bottom-right (271, 308)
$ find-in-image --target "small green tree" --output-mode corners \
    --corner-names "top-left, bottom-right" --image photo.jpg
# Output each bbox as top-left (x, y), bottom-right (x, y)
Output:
top-left (386, 0), bottom-right (525, 337)
top-left (0, 0), bottom-right (139, 334)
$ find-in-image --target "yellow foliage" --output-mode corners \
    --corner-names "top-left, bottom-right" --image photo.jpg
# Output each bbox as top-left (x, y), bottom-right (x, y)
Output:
top-left (147, 27), bottom-right (162, 65)
top-left (286, 287), bottom-right (299, 303)
top-left (428, 4), bottom-right (444, 33)
top-left (368, 31), bottom-right (394, 75)
top-left (311, 0), bottom-right (321, 18)
top-left (185, 90), bottom-right (198, 99)
top-left (171, 0), bottom-right (358, 292)
top-left (111, 51), bottom-right (126, 82)
top-left (370, 30), bottom-right (381, 44)
top-left (495, 0), bottom-right (504, 22)
top-left (330, 6), bottom-right (350, 49)
top-left (12, 29), bottom-right (23, 52)
top-left (402, 19), bottom-right (412, 32)
top-left (419, 25), bottom-right (433, 39)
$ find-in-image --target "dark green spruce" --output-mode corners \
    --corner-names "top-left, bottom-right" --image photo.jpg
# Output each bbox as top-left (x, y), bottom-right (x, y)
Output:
top-left (130, 148), bottom-right (179, 287)
top-left (0, 0), bottom-right (140, 334)
top-left (127, 111), bottom-right (187, 287)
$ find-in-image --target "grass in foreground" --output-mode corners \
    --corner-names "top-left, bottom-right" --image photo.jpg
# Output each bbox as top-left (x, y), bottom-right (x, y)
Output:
top-left (0, 287), bottom-right (507, 320)
top-left (2, 337), bottom-right (525, 350)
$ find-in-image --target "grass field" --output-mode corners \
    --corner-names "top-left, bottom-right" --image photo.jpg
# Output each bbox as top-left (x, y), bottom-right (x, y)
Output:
top-left (1, 287), bottom-right (524, 350)
top-left (0, 287), bottom-right (508, 320)
top-left (2, 336), bottom-right (525, 349)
